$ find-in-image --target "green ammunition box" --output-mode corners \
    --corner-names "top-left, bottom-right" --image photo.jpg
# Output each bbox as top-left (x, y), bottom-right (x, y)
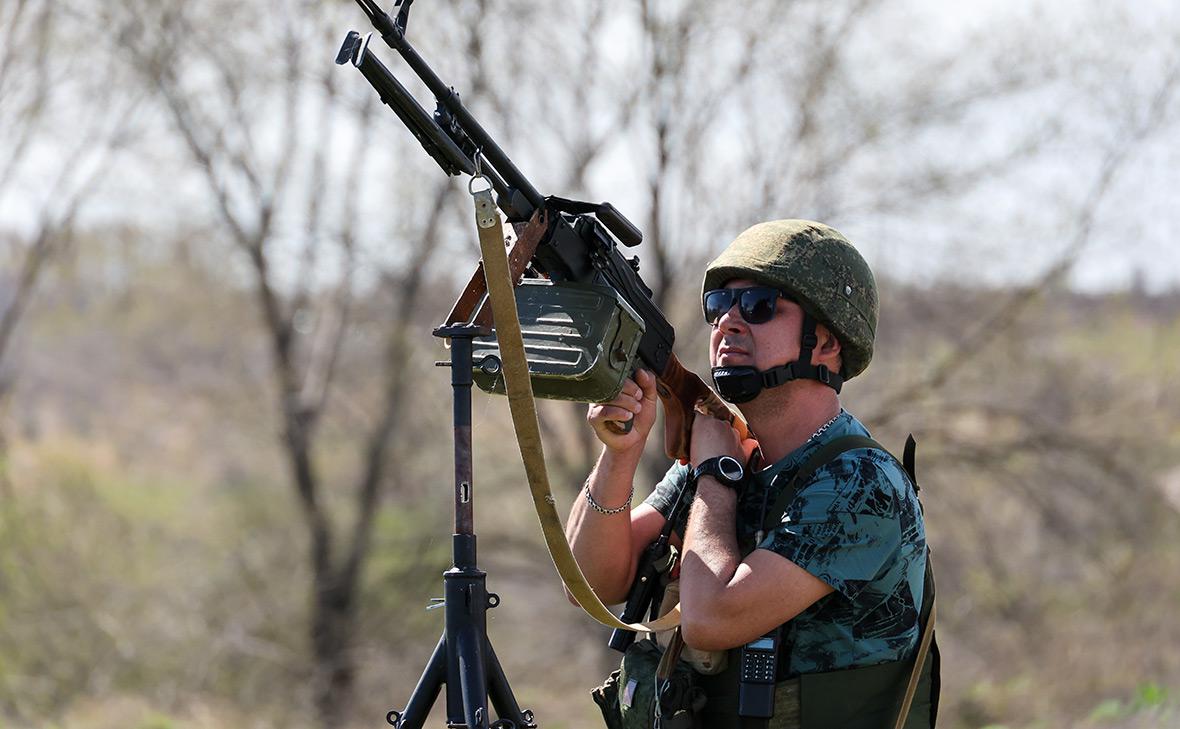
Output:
top-left (471, 279), bottom-right (645, 403)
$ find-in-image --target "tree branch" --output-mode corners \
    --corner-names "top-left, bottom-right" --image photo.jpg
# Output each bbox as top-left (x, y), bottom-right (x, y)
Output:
top-left (868, 57), bottom-right (1180, 429)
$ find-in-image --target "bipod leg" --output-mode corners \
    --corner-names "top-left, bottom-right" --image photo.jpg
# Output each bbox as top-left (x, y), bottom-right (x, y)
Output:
top-left (386, 634), bottom-right (446, 729)
top-left (486, 637), bottom-right (536, 728)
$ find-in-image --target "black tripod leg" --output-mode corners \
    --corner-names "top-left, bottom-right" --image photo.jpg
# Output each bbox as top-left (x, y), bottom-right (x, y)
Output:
top-left (456, 623), bottom-right (490, 728)
top-left (486, 637), bottom-right (535, 727)
top-left (390, 634), bottom-right (446, 729)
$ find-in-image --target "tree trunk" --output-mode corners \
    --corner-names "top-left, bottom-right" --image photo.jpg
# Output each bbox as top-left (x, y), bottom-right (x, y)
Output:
top-left (311, 565), bottom-right (357, 729)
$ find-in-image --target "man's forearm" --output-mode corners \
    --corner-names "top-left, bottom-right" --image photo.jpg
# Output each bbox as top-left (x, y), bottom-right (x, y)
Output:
top-left (679, 478), bottom-right (742, 643)
top-left (565, 446), bottom-right (643, 603)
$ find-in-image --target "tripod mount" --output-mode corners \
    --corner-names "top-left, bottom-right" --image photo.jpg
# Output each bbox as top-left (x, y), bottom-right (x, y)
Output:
top-left (386, 325), bottom-right (536, 729)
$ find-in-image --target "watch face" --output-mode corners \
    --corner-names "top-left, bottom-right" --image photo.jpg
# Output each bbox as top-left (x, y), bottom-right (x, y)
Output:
top-left (717, 456), bottom-right (744, 482)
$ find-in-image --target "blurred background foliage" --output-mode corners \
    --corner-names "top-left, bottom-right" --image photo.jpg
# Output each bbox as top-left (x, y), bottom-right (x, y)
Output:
top-left (1, 0), bottom-right (1179, 728)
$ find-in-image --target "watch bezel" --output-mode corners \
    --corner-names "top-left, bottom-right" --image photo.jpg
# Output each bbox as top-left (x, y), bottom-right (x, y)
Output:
top-left (694, 455), bottom-right (745, 487)
top-left (715, 455), bottom-right (744, 482)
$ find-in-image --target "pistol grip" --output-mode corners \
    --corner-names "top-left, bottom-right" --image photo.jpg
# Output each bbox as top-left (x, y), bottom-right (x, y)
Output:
top-left (605, 417), bottom-right (635, 435)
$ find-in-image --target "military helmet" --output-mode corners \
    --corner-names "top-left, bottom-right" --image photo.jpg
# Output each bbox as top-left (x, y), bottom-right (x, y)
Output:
top-left (702, 219), bottom-right (879, 379)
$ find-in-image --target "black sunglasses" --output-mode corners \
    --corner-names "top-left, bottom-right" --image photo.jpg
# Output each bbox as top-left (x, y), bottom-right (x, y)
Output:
top-left (702, 286), bottom-right (787, 326)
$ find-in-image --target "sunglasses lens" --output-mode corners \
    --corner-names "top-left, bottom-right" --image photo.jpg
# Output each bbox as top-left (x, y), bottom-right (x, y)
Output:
top-left (704, 287), bottom-right (781, 325)
top-left (703, 290), bottom-right (736, 324)
top-left (740, 288), bottom-right (779, 324)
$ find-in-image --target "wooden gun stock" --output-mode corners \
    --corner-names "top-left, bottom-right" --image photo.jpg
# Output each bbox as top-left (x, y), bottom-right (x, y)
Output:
top-left (656, 353), bottom-right (749, 462)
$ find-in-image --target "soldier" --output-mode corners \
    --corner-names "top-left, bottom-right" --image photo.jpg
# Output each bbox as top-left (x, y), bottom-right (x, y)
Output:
top-left (567, 220), bottom-right (936, 728)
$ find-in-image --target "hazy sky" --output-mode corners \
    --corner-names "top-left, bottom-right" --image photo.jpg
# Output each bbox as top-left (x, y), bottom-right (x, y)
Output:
top-left (2, 0), bottom-right (1177, 294)
top-left (877, 0), bottom-right (1180, 292)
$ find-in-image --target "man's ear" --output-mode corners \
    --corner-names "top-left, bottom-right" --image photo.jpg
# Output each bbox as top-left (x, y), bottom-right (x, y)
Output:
top-left (816, 323), bottom-right (842, 364)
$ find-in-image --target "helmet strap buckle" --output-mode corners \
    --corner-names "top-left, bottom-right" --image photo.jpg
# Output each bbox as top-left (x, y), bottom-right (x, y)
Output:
top-left (815, 364), bottom-right (831, 385)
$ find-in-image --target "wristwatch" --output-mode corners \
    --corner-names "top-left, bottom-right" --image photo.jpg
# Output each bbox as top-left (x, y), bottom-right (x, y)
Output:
top-left (692, 455), bottom-right (746, 491)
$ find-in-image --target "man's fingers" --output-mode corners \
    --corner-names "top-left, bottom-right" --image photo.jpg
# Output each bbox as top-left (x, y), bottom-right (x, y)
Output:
top-left (615, 376), bottom-right (643, 403)
top-left (740, 436), bottom-right (760, 461)
top-left (635, 368), bottom-right (659, 402)
top-left (587, 372), bottom-right (659, 443)
top-left (595, 404), bottom-right (639, 423)
top-left (608, 381), bottom-right (646, 411)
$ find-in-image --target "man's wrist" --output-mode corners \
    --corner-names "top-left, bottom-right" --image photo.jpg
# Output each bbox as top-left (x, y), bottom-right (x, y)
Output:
top-left (584, 478), bottom-right (633, 514)
top-left (583, 447), bottom-right (642, 515)
top-left (692, 455), bottom-right (746, 494)
top-left (601, 443), bottom-right (644, 471)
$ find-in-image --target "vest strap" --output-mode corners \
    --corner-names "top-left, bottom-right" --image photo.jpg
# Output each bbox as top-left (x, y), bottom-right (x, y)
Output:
top-left (760, 435), bottom-right (882, 533)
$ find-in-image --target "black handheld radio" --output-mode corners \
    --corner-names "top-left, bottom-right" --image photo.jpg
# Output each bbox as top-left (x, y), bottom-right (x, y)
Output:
top-left (737, 626), bottom-right (781, 718)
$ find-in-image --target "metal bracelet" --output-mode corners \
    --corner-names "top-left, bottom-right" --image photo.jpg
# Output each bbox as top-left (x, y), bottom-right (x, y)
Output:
top-left (584, 480), bottom-right (634, 515)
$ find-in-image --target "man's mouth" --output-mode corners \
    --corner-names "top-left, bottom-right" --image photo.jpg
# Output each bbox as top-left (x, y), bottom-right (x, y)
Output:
top-left (716, 345), bottom-right (750, 363)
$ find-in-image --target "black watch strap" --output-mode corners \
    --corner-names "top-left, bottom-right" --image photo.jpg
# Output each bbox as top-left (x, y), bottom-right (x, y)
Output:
top-left (692, 455), bottom-right (745, 489)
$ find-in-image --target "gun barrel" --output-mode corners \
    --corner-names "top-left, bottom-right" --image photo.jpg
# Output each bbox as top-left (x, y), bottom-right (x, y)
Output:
top-left (369, 15), bottom-right (545, 214)
top-left (339, 31), bottom-right (475, 178)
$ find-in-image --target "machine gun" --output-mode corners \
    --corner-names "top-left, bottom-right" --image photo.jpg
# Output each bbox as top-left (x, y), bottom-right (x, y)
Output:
top-left (339, 4), bottom-right (749, 726)
top-left (336, 0), bottom-right (744, 460)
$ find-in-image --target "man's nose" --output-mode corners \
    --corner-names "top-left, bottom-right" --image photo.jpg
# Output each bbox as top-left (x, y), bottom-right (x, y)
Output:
top-left (716, 302), bottom-right (746, 331)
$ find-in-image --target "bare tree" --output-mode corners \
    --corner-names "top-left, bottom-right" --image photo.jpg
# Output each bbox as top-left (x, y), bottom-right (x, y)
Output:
top-left (0, 0), bottom-right (138, 414)
top-left (104, 0), bottom-right (497, 724)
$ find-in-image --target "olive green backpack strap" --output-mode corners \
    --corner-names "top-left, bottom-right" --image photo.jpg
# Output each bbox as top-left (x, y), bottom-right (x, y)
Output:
top-left (760, 434), bottom-right (883, 533)
top-left (894, 551), bottom-right (937, 729)
top-left (897, 434), bottom-right (940, 729)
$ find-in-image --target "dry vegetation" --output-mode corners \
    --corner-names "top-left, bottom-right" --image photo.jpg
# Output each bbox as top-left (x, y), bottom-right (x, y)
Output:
top-left (2, 1), bottom-right (1179, 728)
top-left (3, 246), bottom-right (1179, 729)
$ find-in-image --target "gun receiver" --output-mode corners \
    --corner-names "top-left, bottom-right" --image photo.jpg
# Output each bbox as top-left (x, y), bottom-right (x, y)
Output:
top-left (339, 0), bottom-right (746, 460)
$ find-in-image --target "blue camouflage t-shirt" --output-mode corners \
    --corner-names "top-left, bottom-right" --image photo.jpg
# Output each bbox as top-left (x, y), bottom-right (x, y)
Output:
top-left (644, 410), bottom-right (926, 676)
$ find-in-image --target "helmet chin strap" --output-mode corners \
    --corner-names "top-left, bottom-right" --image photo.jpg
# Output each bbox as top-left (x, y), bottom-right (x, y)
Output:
top-left (711, 313), bottom-right (844, 404)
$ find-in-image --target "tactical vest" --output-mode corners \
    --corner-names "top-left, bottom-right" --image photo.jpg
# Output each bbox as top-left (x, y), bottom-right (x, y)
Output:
top-left (696, 435), bottom-right (941, 729)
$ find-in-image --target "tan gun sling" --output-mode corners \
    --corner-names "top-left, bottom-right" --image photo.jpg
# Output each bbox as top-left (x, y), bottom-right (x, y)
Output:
top-left (469, 184), bottom-right (680, 633)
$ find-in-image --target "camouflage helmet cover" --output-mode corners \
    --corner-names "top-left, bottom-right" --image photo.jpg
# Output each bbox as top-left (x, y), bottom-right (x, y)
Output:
top-left (702, 219), bottom-right (879, 379)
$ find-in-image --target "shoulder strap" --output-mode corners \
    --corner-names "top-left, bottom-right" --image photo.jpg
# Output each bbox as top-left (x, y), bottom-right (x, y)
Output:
top-left (760, 434), bottom-right (883, 532)
top-left (894, 549), bottom-right (938, 729)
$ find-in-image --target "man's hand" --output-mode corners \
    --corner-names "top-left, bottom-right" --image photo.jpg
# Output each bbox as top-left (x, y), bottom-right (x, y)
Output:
top-left (690, 410), bottom-right (757, 467)
top-left (587, 369), bottom-right (659, 453)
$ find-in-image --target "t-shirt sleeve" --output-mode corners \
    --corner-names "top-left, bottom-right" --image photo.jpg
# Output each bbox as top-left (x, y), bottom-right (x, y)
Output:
top-left (643, 461), bottom-right (693, 534)
top-left (762, 453), bottom-right (902, 601)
